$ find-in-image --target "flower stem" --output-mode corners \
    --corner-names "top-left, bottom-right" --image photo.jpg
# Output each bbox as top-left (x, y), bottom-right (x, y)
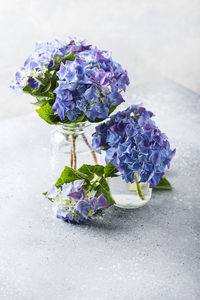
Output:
top-left (86, 176), bottom-right (101, 193)
top-left (81, 133), bottom-right (98, 164)
top-left (71, 134), bottom-right (77, 170)
top-left (63, 133), bottom-right (69, 141)
top-left (70, 148), bottom-right (73, 168)
top-left (134, 173), bottom-right (146, 200)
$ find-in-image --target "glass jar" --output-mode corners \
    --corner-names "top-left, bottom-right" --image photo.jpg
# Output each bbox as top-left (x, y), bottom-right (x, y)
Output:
top-left (50, 122), bottom-right (102, 179)
top-left (109, 176), bottom-right (152, 209)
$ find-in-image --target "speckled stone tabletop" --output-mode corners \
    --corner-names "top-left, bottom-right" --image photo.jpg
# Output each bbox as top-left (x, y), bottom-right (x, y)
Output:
top-left (0, 79), bottom-right (200, 300)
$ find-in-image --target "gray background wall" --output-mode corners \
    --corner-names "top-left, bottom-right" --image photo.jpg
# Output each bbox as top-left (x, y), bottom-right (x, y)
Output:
top-left (1, 0), bottom-right (200, 120)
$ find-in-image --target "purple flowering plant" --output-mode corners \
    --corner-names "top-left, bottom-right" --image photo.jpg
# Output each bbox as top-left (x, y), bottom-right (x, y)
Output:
top-left (46, 180), bottom-right (110, 224)
top-left (45, 163), bottom-right (118, 223)
top-left (11, 38), bottom-right (129, 124)
top-left (92, 104), bottom-right (176, 199)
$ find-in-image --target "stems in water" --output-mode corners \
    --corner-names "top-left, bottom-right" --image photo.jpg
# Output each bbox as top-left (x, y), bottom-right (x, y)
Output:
top-left (81, 133), bottom-right (98, 165)
top-left (66, 130), bottom-right (98, 170)
top-left (71, 134), bottom-right (77, 170)
top-left (135, 173), bottom-right (146, 200)
top-left (70, 148), bottom-right (73, 169)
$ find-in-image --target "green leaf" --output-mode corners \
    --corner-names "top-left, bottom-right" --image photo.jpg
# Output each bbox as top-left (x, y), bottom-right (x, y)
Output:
top-left (95, 177), bottom-right (115, 205)
top-left (39, 79), bottom-right (51, 93)
top-left (104, 162), bottom-right (118, 178)
top-left (23, 84), bottom-right (37, 95)
top-left (36, 102), bottom-right (88, 125)
top-left (31, 94), bottom-right (54, 107)
top-left (23, 84), bottom-right (54, 99)
top-left (153, 177), bottom-right (172, 190)
top-left (49, 71), bottom-right (58, 91)
top-left (36, 103), bottom-right (60, 124)
top-left (54, 52), bottom-right (75, 65)
top-left (55, 166), bottom-right (90, 188)
top-left (64, 52), bottom-right (75, 61)
top-left (42, 191), bottom-right (54, 202)
top-left (78, 164), bottom-right (104, 180)
top-left (31, 100), bottom-right (46, 107)
top-left (46, 197), bottom-right (54, 203)
top-left (109, 105), bottom-right (117, 116)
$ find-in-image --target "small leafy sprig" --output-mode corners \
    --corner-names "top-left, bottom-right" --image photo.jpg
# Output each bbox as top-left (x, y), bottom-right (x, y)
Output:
top-left (53, 162), bottom-right (118, 205)
top-left (153, 177), bottom-right (172, 190)
top-left (45, 162), bottom-right (119, 224)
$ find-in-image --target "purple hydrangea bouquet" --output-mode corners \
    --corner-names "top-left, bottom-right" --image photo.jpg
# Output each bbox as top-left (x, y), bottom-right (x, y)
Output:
top-left (92, 105), bottom-right (176, 207)
top-left (11, 38), bottom-right (175, 224)
top-left (92, 105), bottom-right (176, 188)
top-left (11, 38), bottom-right (129, 169)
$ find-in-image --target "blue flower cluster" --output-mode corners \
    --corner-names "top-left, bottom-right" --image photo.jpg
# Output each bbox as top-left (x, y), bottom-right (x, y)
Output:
top-left (11, 38), bottom-right (129, 123)
top-left (52, 46), bottom-right (129, 121)
top-left (46, 179), bottom-right (109, 224)
top-left (92, 105), bottom-right (176, 188)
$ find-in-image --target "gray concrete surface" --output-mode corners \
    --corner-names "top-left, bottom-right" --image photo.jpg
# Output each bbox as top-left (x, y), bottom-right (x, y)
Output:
top-left (0, 79), bottom-right (199, 299)
top-left (1, 0), bottom-right (200, 120)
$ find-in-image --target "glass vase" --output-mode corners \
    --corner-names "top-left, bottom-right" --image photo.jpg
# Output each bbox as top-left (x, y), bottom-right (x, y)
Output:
top-left (50, 122), bottom-right (101, 179)
top-left (109, 176), bottom-right (152, 209)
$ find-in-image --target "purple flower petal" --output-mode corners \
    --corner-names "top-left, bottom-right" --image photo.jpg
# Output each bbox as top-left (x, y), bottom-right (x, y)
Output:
top-left (46, 185), bottom-right (58, 200)
top-left (89, 194), bottom-right (109, 211)
top-left (27, 77), bottom-right (41, 88)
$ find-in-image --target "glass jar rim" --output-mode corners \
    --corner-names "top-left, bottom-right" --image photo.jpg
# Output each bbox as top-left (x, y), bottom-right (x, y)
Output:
top-left (55, 121), bottom-right (91, 135)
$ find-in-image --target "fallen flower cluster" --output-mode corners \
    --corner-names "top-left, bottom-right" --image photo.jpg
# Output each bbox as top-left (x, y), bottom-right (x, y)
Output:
top-left (46, 179), bottom-right (109, 224)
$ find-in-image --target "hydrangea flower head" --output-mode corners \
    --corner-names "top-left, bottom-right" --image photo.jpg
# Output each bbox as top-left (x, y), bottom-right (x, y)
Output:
top-left (52, 45), bottom-right (129, 122)
top-left (46, 179), bottom-right (109, 224)
top-left (92, 105), bottom-right (176, 188)
top-left (11, 38), bottom-right (129, 123)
